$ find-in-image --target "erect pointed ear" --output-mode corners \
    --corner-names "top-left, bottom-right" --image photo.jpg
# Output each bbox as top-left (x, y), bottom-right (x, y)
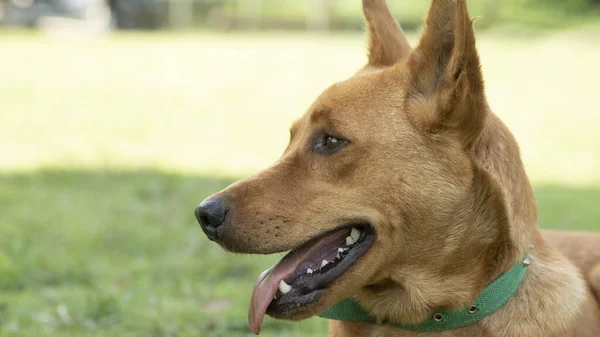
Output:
top-left (362, 0), bottom-right (412, 67)
top-left (406, 0), bottom-right (487, 149)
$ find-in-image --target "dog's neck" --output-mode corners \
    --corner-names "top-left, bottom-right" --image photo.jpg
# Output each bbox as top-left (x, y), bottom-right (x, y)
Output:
top-left (346, 237), bottom-right (585, 337)
top-left (470, 114), bottom-right (539, 260)
top-left (354, 113), bottom-right (546, 326)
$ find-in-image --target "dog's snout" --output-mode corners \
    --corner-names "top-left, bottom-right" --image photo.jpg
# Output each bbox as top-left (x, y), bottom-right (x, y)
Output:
top-left (195, 196), bottom-right (229, 240)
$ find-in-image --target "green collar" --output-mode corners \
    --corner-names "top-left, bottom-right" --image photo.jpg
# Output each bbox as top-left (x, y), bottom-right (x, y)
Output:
top-left (320, 253), bottom-right (530, 332)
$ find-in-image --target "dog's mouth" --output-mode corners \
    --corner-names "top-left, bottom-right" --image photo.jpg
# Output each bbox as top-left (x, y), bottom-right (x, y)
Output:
top-left (248, 224), bottom-right (375, 334)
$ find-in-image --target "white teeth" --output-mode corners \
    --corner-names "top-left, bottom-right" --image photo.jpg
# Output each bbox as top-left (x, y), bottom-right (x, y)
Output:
top-left (336, 252), bottom-right (341, 259)
top-left (346, 236), bottom-right (355, 246)
top-left (307, 268), bottom-right (313, 274)
top-left (336, 247), bottom-right (349, 260)
top-left (351, 228), bottom-right (361, 242)
top-left (321, 260), bottom-right (329, 268)
top-left (279, 280), bottom-right (292, 295)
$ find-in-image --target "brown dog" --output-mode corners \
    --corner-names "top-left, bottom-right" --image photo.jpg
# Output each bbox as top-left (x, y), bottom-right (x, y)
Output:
top-left (195, 0), bottom-right (600, 336)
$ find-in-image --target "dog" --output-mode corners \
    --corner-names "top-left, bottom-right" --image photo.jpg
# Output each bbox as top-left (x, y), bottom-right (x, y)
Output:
top-left (195, 0), bottom-right (600, 336)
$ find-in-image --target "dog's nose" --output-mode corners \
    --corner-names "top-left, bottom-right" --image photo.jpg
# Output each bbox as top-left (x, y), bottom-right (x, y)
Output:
top-left (195, 196), bottom-right (229, 240)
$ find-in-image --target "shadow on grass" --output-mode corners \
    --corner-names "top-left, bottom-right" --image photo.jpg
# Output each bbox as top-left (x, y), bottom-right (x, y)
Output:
top-left (0, 169), bottom-right (324, 337)
top-left (0, 169), bottom-right (598, 337)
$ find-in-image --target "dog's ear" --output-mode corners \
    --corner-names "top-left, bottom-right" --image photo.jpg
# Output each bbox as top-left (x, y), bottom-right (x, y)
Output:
top-left (406, 0), bottom-right (486, 149)
top-left (362, 0), bottom-right (412, 67)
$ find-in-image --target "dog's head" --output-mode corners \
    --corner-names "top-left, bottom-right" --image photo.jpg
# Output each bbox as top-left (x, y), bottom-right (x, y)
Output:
top-left (196, 0), bottom-right (523, 333)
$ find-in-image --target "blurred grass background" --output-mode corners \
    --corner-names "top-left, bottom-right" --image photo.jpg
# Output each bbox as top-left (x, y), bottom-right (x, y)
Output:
top-left (1, 1), bottom-right (600, 336)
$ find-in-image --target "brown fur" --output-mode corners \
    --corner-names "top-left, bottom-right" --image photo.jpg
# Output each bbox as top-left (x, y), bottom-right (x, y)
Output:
top-left (199, 0), bottom-right (600, 335)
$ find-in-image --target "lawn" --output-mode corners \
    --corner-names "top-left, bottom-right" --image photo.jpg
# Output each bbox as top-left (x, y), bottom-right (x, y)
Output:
top-left (0, 26), bottom-right (599, 337)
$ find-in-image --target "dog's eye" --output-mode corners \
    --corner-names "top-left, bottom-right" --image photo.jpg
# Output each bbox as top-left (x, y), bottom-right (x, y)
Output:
top-left (313, 133), bottom-right (348, 155)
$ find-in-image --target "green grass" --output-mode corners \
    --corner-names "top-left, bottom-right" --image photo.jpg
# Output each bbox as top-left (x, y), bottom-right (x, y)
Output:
top-left (0, 170), bottom-right (599, 337)
top-left (0, 170), bottom-right (327, 337)
top-left (0, 28), bottom-right (599, 336)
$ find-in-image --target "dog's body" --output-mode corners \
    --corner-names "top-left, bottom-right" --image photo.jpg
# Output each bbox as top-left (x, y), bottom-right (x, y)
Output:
top-left (196, 0), bottom-right (600, 336)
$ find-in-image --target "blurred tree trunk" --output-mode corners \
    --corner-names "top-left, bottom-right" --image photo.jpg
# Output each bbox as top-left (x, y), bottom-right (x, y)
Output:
top-left (306, 0), bottom-right (333, 30)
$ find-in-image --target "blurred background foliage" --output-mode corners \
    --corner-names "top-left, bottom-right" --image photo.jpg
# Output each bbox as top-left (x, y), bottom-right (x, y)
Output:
top-left (191, 0), bottom-right (600, 30)
top-left (0, 0), bottom-right (599, 337)
top-left (1, 0), bottom-right (600, 30)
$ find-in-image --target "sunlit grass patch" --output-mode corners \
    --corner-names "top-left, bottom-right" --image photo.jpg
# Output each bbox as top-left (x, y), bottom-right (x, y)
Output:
top-left (0, 30), bottom-right (598, 185)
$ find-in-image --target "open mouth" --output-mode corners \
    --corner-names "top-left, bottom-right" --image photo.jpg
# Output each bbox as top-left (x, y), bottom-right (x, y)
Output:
top-left (248, 224), bottom-right (375, 334)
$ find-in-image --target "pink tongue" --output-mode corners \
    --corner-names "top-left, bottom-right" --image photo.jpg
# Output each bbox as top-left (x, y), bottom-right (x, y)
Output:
top-left (247, 228), bottom-right (351, 335)
top-left (248, 263), bottom-right (295, 334)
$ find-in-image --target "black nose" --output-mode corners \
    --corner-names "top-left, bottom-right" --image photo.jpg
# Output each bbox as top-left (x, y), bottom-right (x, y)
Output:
top-left (195, 196), bottom-right (229, 239)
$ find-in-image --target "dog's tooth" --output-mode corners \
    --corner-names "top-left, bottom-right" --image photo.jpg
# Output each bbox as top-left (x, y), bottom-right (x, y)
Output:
top-left (307, 268), bottom-right (313, 274)
top-left (338, 247), bottom-right (345, 253)
top-left (336, 252), bottom-right (341, 259)
top-left (351, 228), bottom-right (361, 241)
top-left (346, 236), bottom-right (355, 246)
top-left (279, 280), bottom-right (292, 295)
top-left (321, 260), bottom-right (329, 268)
